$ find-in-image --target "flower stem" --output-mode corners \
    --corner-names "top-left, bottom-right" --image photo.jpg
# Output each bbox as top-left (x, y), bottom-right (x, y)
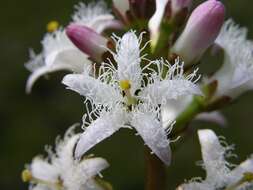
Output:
top-left (144, 147), bottom-right (167, 190)
top-left (170, 96), bottom-right (204, 138)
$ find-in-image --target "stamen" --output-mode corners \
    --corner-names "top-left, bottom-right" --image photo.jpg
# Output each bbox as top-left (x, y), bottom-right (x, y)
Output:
top-left (21, 169), bottom-right (32, 182)
top-left (47, 20), bottom-right (59, 33)
top-left (119, 80), bottom-right (131, 90)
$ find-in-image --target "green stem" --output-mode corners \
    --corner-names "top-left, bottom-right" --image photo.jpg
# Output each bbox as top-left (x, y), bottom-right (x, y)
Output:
top-left (144, 147), bottom-right (167, 190)
top-left (170, 96), bottom-right (204, 138)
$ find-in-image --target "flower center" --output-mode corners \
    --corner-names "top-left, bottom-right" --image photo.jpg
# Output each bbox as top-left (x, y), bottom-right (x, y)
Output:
top-left (119, 80), bottom-right (131, 90)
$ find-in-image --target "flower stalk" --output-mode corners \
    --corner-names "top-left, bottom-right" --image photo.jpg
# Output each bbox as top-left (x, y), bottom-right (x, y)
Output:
top-left (145, 147), bottom-right (167, 190)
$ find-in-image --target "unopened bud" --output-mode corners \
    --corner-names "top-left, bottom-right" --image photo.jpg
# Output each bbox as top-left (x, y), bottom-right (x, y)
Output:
top-left (171, 0), bottom-right (225, 65)
top-left (66, 24), bottom-right (108, 62)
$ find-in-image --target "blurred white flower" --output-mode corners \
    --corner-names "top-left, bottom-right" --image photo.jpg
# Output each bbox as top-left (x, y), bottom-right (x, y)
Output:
top-left (178, 129), bottom-right (253, 190)
top-left (62, 31), bottom-right (202, 165)
top-left (211, 19), bottom-right (253, 99)
top-left (23, 127), bottom-right (109, 190)
top-left (25, 1), bottom-right (118, 93)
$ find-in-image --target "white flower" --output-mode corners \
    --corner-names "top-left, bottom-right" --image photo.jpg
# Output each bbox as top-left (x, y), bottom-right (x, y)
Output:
top-left (178, 129), bottom-right (253, 190)
top-left (25, 1), bottom-right (117, 93)
top-left (62, 31), bottom-right (202, 165)
top-left (24, 127), bottom-right (109, 190)
top-left (211, 19), bottom-right (253, 99)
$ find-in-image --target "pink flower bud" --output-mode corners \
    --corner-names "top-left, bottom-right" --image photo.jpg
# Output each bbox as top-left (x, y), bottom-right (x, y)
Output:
top-left (171, 0), bottom-right (225, 65)
top-left (66, 24), bottom-right (108, 62)
top-left (171, 0), bottom-right (192, 17)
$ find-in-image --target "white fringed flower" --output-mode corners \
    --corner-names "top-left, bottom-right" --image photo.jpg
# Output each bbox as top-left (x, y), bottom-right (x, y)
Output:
top-left (211, 19), bottom-right (253, 99)
top-left (25, 1), bottom-right (117, 93)
top-left (62, 31), bottom-right (202, 165)
top-left (72, 1), bottom-right (121, 34)
top-left (25, 127), bottom-right (109, 190)
top-left (178, 129), bottom-right (253, 190)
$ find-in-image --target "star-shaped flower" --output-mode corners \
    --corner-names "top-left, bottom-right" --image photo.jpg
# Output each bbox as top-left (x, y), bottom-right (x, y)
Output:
top-left (22, 127), bottom-right (109, 190)
top-left (62, 31), bottom-right (202, 165)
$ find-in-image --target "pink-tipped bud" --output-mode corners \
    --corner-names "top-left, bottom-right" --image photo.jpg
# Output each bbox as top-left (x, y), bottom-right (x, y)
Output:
top-left (171, 0), bottom-right (192, 17)
top-left (66, 24), bottom-right (108, 62)
top-left (171, 0), bottom-right (225, 65)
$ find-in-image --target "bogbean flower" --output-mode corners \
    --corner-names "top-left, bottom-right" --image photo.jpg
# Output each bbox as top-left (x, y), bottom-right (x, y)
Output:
top-left (177, 129), bottom-right (253, 190)
top-left (22, 127), bottom-right (109, 190)
top-left (62, 31), bottom-right (202, 165)
top-left (210, 19), bottom-right (253, 99)
top-left (25, 1), bottom-right (120, 93)
top-left (171, 0), bottom-right (225, 65)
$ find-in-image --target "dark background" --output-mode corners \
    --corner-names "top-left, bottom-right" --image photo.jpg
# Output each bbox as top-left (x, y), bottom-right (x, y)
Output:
top-left (1, 0), bottom-right (253, 190)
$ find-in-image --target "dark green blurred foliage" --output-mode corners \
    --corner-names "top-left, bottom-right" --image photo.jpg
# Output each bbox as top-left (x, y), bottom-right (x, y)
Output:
top-left (1, 0), bottom-right (253, 190)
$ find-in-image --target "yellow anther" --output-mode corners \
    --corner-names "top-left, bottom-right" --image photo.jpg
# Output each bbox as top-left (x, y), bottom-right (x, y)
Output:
top-left (22, 169), bottom-right (33, 182)
top-left (243, 172), bottom-right (253, 182)
top-left (47, 21), bottom-right (59, 33)
top-left (119, 80), bottom-right (131, 90)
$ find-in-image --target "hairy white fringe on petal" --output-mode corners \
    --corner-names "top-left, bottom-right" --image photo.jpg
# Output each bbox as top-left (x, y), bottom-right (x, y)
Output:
top-left (198, 129), bottom-right (234, 188)
top-left (25, 30), bottom-right (90, 93)
top-left (213, 19), bottom-right (253, 98)
top-left (131, 105), bottom-right (171, 165)
top-left (148, 0), bottom-right (169, 46)
top-left (30, 157), bottom-right (59, 183)
top-left (111, 31), bottom-right (143, 94)
top-left (75, 106), bottom-right (127, 159)
top-left (62, 66), bottom-right (122, 107)
top-left (141, 59), bottom-right (202, 105)
top-left (72, 1), bottom-right (120, 33)
top-left (178, 130), bottom-right (235, 189)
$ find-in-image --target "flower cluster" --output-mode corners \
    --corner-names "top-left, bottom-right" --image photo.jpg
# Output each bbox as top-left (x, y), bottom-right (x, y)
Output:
top-left (23, 0), bottom-right (253, 189)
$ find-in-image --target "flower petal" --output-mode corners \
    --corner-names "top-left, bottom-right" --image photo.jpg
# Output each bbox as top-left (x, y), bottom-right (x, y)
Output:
top-left (229, 155), bottom-right (253, 183)
top-left (198, 129), bottom-right (231, 186)
top-left (30, 157), bottom-right (59, 183)
top-left (75, 108), bottom-right (127, 158)
top-left (72, 1), bottom-right (119, 33)
top-left (79, 157), bottom-right (109, 179)
top-left (148, 0), bottom-right (169, 47)
top-left (62, 69), bottom-right (122, 107)
top-left (141, 60), bottom-right (201, 106)
top-left (132, 111), bottom-right (171, 165)
top-left (112, 31), bottom-right (142, 94)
